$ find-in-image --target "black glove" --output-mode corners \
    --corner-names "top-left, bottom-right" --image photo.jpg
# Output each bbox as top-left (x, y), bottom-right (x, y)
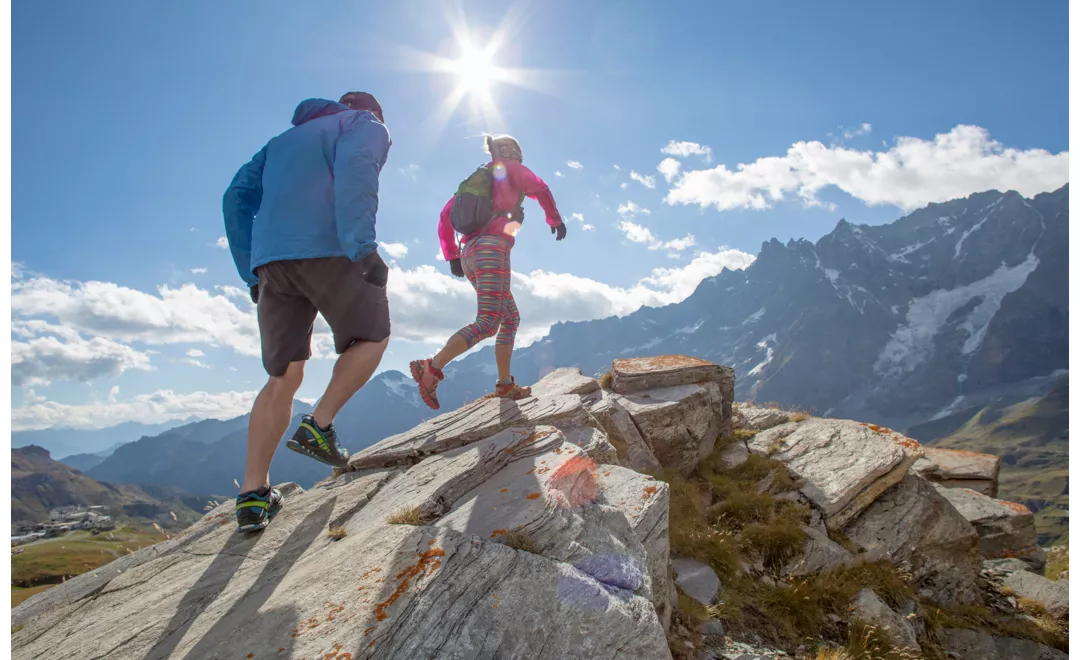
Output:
top-left (449, 258), bottom-right (465, 278)
top-left (250, 285), bottom-right (259, 304)
top-left (552, 222), bottom-right (567, 241)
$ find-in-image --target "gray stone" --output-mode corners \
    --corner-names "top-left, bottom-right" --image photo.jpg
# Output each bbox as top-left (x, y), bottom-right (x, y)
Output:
top-left (748, 418), bottom-right (922, 529)
top-left (845, 475), bottom-right (983, 605)
top-left (912, 447), bottom-right (1001, 497)
top-left (586, 389), bottom-right (662, 473)
top-left (698, 619), bottom-right (725, 637)
top-left (851, 588), bottom-right (920, 652)
top-left (719, 440), bottom-right (750, 469)
top-left (596, 466), bottom-right (673, 629)
top-left (530, 367), bottom-right (601, 398)
top-left (941, 628), bottom-right (1067, 660)
top-left (616, 382), bottom-right (725, 476)
top-left (982, 558), bottom-right (1034, 576)
top-left (783, 526), bottom-right (853, 576)
top-left (1000, 569), bottom-right (1068, 620)
top-left (553, 422), bottom-right (620, 465)
top-left (934, 485), bottom-right (1042, 568)
top-left (671, 557), bottom-right (720, 606)
top-left (716, 641), bottom-right (793, 659)
top-left (348, 394), bottom-right (590, 470)
top-left (611, 354), bottom-right (732, 395)
top-left (733, 403), bottom-right (791, 432)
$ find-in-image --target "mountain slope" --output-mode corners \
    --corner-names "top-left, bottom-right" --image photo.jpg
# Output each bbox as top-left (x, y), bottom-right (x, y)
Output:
top-left (11, 419), bottom-right (192, 459)
top-left (11, 446), bottom-right (212, 527)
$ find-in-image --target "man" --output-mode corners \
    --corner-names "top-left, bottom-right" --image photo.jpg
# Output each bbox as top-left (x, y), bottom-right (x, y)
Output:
top-left (223, 92), bottom-right (391, 533)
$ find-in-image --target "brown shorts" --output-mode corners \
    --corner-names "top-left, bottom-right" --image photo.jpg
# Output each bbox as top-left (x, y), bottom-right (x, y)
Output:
top-left (255, 252), bottom-right (391, 377)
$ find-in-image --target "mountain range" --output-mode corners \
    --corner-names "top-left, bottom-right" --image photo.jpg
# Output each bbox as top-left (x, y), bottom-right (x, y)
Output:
top-left (31, 185), bottom-right (1067, 509)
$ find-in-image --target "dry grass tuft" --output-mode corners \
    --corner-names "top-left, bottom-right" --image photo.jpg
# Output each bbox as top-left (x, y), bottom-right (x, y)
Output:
top-left (790, 412), bottom-right (810, 423)
top-left (385, 506), bottom-right (437, 526)
top-left (496, 529), bottom-right (540, 554)
top-left (598, 371), bottom-right (614, 390)
top-left (326, 525), bottom-right (347, 540)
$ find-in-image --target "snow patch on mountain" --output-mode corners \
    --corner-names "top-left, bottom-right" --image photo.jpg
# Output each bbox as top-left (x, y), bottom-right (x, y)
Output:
top-left (678, 319), bottom-right (705, 334)
top-left (954, 215), bottom-right (991, 259)
top-left (874, 253), bottom-right (1040, 377)
top-left (381, 372), bottom-right (423, 408)
top-left (745, 307), bottom-right (766, 324)
top-left (748, 333), bottom-right (777, 377)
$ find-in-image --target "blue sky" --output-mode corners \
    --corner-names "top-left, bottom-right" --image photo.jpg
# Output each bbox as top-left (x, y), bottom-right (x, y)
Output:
top-left (11, 0), bottom-right (1069, 430)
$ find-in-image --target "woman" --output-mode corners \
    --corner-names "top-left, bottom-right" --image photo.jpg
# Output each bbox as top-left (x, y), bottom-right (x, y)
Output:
top-left (410, 134), bottom-right (567, 410)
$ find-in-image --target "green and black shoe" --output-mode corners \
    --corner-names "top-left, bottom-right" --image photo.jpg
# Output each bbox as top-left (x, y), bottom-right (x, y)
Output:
top-left (286, 414), bottom-right (349, 467)
top-left (235, 486), bottom-right (284, 533)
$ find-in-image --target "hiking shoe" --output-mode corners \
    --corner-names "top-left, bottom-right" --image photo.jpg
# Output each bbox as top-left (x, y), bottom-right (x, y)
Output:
top-left (494, 377), bottom-right (532, 401)
top-left (410, 359), bottom-right (444, 410)
top-left (235, 486), bottom-right (283, 533)
top-left (285, 414), bottom-right (349, 467)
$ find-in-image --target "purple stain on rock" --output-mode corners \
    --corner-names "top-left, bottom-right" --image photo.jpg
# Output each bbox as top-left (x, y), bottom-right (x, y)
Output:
top-left (573, 554), bottom-right (645, 592)
top-left (555, 572), bottom-right (612, 613)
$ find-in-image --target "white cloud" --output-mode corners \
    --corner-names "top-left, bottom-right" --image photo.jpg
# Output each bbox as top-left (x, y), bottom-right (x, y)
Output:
top-left (617, 221), bottom-right (695, 253)
top-left (108, 386), bottom-right (120, 403)
top-left (555, 170), bottom-right (564, 177)
top-left (183, 359), bottom-right (210, 369)
top-left (25, 390), bottom-right (46, 404)
top-left (191, 267), bottom-right (208, 275)
top-left (567, 160), bottom-right (584, 170)
top-left (12, 272), bottom-right (260, 356)
top-left (12, 389), bottom-right (258, 431)
top-left (381, 242), bottom-right (409, 259)
top-left (215, 236), bottom-right (229, 249)
top-left (841, 122), bottom-right (873, 140)
top-left (630, 171), bottom-right (657, 189)
top-left (11, 324), bottom-right (153, 387)
top-left (399, 164), bottom-right (420, 181)
top-left (658, 158), bottom-right (682, 183)
top-left (613, 165), bottom-right (621, 171)
top-left (582, 224), bottom-right (596, 232)
top-left (662, 141), bottom-right (713, 162)
top-left (620, 183), bottom-right (629, 190)
top-left (665, 124), bottom-right (1069, 212)
top-left (186, 348), bottom-right (205, 358)
top-left (617, 201), bottom-right (651, 217)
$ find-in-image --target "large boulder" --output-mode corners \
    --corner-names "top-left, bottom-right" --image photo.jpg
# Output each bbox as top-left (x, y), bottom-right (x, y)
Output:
top-left (940, 628), bottom-right (1067, 660)
top-left (748, 419), bottom-right (922, 529)
top-left (851, 589), bottom-right (920, 652)
top-left (844, 475), bottom-right (983, 605)
top-left (13, 427), bottom-right (673, 659)
top-left (615, 383), bottom-right (726, 477)
top-left (933, 486), bottom-right (1044, 571)
top-left (671, 557), bottom-right (720, 607)
top-left (530, 367), bottom-right (601, 399)
top-left (733, 403), bottom-right (792, 432)
top-left (783, 526), bottom-right (853, 577)
top-left (1000, 570), bottom-right (1068, 620)
top-left (586, 390), bottom-right (662, 473)
top-left (912, 447), bottom-right (1001, 497)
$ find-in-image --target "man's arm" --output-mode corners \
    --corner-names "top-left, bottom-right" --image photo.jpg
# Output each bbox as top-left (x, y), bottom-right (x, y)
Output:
top-left (333, 114), bottom-right (391, 261)
top-left (222, 146), bottom-right (267, 287)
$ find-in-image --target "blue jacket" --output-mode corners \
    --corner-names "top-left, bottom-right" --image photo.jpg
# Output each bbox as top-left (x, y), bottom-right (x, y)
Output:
top-left (223, 99), bottom-right (391, 287)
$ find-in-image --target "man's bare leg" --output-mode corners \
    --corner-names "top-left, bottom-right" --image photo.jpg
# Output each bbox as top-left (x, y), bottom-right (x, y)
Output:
top-left (312, 338), bottom-right (389, 428)
top-left (240, 361), bottom-right (305, 493)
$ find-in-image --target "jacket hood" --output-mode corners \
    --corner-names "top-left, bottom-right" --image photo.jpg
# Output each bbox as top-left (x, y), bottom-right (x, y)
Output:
top-left (291, 99), bottom-right (349, 126)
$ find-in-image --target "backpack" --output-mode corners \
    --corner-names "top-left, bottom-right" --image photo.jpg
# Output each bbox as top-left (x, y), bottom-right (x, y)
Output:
top-left (449, 165), bottom-right (496, 235)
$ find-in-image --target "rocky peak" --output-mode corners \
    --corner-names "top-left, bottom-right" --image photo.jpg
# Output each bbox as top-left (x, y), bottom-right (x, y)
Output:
top-left (12, 356), bottom-right (1065, 660)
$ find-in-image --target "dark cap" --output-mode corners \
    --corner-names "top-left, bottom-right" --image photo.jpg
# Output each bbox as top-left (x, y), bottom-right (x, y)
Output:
top-left (339, 92), bottom-right (384, 123)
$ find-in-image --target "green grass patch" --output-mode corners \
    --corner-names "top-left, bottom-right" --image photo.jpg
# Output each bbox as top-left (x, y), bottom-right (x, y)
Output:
top-left (11, 526), bottom-right (163, 590)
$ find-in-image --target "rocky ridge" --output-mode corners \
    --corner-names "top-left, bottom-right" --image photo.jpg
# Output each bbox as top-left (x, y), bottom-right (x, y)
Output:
top-left (12, 356), bottom-right (1067, 660)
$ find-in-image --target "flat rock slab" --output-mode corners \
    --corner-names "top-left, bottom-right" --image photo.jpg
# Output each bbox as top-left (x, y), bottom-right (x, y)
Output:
top-left (845, 475), bottom-right (983, 606)
top-left (617, 383), bottom-right (724, 476)
top-left (671, 557), bottom-right (720, 606)
top-left (852, 589), bottom-right (920, 652)
top-left (933, 486), bottom-right (1041, 566)
top-left (13, 452), bottom-right (672, 660)
top-left (913, 447), bottom-right (1001, 497)
top-left (530, 368), bottom-right (601, 398)
top-left (748, 419), bottom-right (922, 529)
top-left (611, 355), bottom-right (730, 394)
top-left (733, 403), bottom-right (792, 432)
top-left (941, 628), bottom-right (1067, 660)
top-left (349, 394), bottom-right (589, 470)
top-left (1000, 570), bottom-right (1068, 620)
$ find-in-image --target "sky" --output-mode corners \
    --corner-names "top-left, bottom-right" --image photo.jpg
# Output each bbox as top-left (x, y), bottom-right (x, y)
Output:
top-left (10, 0), bottom-right (1070, 431)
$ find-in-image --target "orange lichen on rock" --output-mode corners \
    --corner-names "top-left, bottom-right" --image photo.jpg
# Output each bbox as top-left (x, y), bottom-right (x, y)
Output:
top-left (613, 355), bottom-right (712, 373)
top-left (1000, 500), bottom-right (1033, 515)
top-left (500, 487), bottom-right (509, 493)
top-left (490, 529), bottom-right (508, 538)
top-left (642, 485), bottom-right (659, 499)
top-left (526, 493), bottom-right (542, 500)
top-left (526, 467), bottom-right (536, 475)
top-left (373, 547), bottom-right (446, 622)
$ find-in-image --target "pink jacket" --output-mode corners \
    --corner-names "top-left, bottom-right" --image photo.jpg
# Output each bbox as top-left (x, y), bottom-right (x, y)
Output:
top-left (438, 159), bottom-right (562, 261)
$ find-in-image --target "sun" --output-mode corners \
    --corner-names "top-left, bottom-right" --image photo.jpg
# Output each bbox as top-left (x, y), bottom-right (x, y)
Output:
top-left (451, 46), bottom-right (497, 93)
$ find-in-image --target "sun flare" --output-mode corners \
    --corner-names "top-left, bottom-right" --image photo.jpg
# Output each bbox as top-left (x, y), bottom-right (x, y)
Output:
top-left (452, 46), bottom-right (497, 93)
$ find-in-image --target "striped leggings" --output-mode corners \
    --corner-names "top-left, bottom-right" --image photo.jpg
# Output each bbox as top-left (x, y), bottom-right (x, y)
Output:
top-left (454, 235), bottom-right (519, 348)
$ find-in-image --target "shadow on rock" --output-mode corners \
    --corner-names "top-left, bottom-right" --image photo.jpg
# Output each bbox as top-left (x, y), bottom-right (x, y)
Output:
top-left (142, 497), bottom-right (336, 660)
